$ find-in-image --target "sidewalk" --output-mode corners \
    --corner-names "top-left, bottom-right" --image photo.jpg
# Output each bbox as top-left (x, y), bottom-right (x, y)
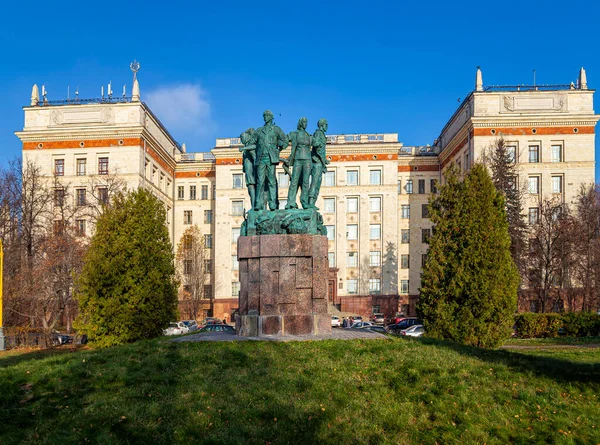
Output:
top-left (171, 328), bottom-right (389, 343)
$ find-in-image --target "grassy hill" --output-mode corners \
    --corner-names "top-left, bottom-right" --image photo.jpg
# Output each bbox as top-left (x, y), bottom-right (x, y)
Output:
top-left (1, 336), bottom-right (599, 444)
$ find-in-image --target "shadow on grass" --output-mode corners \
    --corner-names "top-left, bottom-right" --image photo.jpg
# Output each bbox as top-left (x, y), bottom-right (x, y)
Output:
top-left (416, 336), bottom-right (600, 384)
top-left (0, 346), bottom-right (89, 369)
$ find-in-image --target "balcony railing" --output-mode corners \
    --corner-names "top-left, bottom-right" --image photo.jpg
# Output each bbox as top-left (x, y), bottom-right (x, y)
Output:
top-left (399, 146), bottom-right (440, 156)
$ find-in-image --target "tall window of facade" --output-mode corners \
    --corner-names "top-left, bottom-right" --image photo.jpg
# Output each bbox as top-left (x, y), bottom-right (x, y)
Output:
top-left (400, 280), bottom-right (409, 294)
top-left (528, 176), bottom-right (540, 195)
top-left (76, 188), bottom-right (86, 206)
top-left (528, 207), bottom-right (539, 225)
top-left (190, 185), bottom-right (197, 200)
top-left (76, 158), bottom-right (86, 176)
top-left (551, 145), bottom-right (563, 162)
top-left (401, 205), bottom-right (410, 219)
top-left (232, 227), bottom-right (241, 244)
top-left (324, 171), bottom-right (335, 187)
top-left (528, 145), bottom-right (540, 163)
top-left (98, 157), bottom-right (109, 174)
top-left (369, 196), bottom-right (381, 212)
top-left (201, 185), bottom-right (208, 200)
top-left (418, 179), bottom-right (425, 194)
top-left (506, 145), bottom-right (517, 163)
top-left (204, 210), bottom-right (213, 224)
top-left (552, 175), bottom-right (563, 194)
top-left (401, 229), bottom-right (410, 244)
top-left (98, 187), bottom-right (108, 205)
top-left (406, 179), bottom-right (413, 194)
top-left (370, 169), bottom-right (382, 185)
top-left (278, 172), bottom-right (290, 188)
top-left (422, 204), bottom-right (429, 218)
top-left (232, 174), bottom-right (243, 189)
top-left (232, 200), bottom-right (244, 216)
top-left (347, 197), bottom-right (358, 213)
top-left (54, 159), bottom-right (64, 176)
top-left (328, 252), bottom-right (335, 267)
top-left (401, 254), bottom-right (409, 269)
top-left (347, 279), bottom-right (358, 294)
top-left (323, 198), bottom-right (335, 214)
top-left (370, 224), bottom-right (381, 240)
top-left (422, 228), bottom-right (431, 243)
top-left (326, 225), bottom-right (335, 241)
top-left (347, 252), bottom-right (358, 267)
top-left (370, 251), bottom-right (381, 267)
top-left (204, 234), bottom-right (213, 248)
top-left (430, 179), bottom-right (437, 194)
top-left (347, 170), bottom-right (358, 186)
top-left (54, 188), bottom-right (65, 207)
top-left (184, 210), bottom-right (192, 224)
top-left (178, 186), bottom-right (184, 200)
top-left (76, 219), bottom-right (86, 237)
top-left (369, 278), bottom-right (381, 294)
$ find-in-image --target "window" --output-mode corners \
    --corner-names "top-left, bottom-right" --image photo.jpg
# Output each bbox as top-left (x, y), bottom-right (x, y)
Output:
top-left (232, 174), bottom-right (243, 189)
top-left (421, 254), bottom-right (428, 267)
top-left (232, 282), bottom-right (240, 297)
top-left (370, 224), bottom-right (381, 240)
top-left (347, 279), bottom-right (358, 294)
top-left (232, 255), bottom-right (239, 271)
top-left (347, 197), bottom-right (358, 213)
top-left (347, 224), bottom-right (358, 240)
top-left (98, 187), bottom-right (108, 205)
top-left (204, 259), bottom-right (213, 272)
top-left (401, 205), bottom-right (410, 219)
top-left (431, 179), bottom-right (437, 194)
top-left (53, 220), bottom-right (64, 235)
top-left (326, 225), bottom-right (335, 241)
top-left (528, 176), bottom-right (540, 195)
top-left (400, 280), bottom-right (409, 294)
top-left (422, 204), bottom-right (429, 218)
top-left (201, 185), bottom-right (209, 200)
top-left (232, 227), bottom-right (241, 244)
top-left (528, 207), bottom-right (539, 225)
top-left (398, 180), bottom-right (402, 194)
top-left (401, 254), bottom-right (409, 269)
top-left (212, 184), bottom-right (216, 199)
top-left (190, 185), bottom-right (197, 200)
top-left (204, 210), bottom-right (213, 224)
top-left (183, 260), bottom-right (192, 275)
top-left (178, 186), bottom-right (184, 200)
top-left (369, 278), bottom-right (381, 295)
top-left (506, 145), bottom-right (516, 163)
top-left (76, 219), bottom-right (86, 237)
top-left (323, 198), bottom-right (335, 214)
top-left (166, 180), bottom-right (171, 195)
top-left (528, 145), bottom-right (539, 163)
top-left (552, 176), bottom-right (563, 194)
top-left (370, 170), bottom-right (381, 185)
top-left (183, 234), bottom-right (193, 250)
top-left (401, 229), bottom-right (410, 244)
top-left (54, 159), bottom-right (64, 176)
top-left (551, 145), bottom-right (563, 163)
top-left (370, 251), bottom-right (381, 267)
top-left (204, 234), bottom-right (213, 248)
top-left (232, 200), bottom-right (244, 216)
top-left (160, 174), bottom-right (164, 191)
top-left (204, 285), bottom-right (213, 299)
top-left (406, 180), bottom-right (413, 194)
top-left (184, 210), bottom-right (193, 225)
top-left (278, 172), bottom-right (289, 188)
top-left (422, 228), bottom-right (431, 243)
top-left (76, 188), bottom-right (86, 206)
top-left (152, 167), bottom-right (157, 184)
top-left (98, 157), bottom-right (109, 175)
top-left (347, 170), bottom-right (358, 186)
top-left (76, 158), bottom-right (86, 176)
top-left (324, 171), bottom-right (335, 187)
top-left (328, 252), bottom-right (335, 267)
top-left (347, 252), bottom-right (358, 267)
top-left (372, 305), bottom-right (381, 314)
top-left (54, 188), bottom-right (65, 207)
top-left (418, 179), bottom-right (425, 194)
top-left (369, 196), bottom-right (381, 212)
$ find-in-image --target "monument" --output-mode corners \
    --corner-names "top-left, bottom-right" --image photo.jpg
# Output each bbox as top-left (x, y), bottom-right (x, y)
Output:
top-left (236, 112), bottom-right (332, 336)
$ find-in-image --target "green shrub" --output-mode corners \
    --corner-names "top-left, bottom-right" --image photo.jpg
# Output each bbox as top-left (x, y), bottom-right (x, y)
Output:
top-left (515, 312), bottom-right (600, 338)
top-left (561, 312), bottom-right (600, 337)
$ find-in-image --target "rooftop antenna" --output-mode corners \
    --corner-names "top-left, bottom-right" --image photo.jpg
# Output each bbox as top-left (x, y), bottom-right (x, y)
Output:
top-left (42, 85), bottom-right (48, 104)
top-left (67, 85), bottom-right (70, 101)
top-left (130, 59), bottom-right (140, 83)
top-left (122, 84), bottom-right (126, 98)
top-left (533, 69), bottom-right (536, 87)
top-left (75, 86), bottom-right (79, 100)
top-left (108, 81), bottom-right (113, 99)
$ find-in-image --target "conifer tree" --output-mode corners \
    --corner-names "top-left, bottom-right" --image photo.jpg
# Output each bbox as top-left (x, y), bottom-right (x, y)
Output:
top-left (418, 164), bottom-right (519, 348)
top-left (75, 189), bottom-right (178, 347)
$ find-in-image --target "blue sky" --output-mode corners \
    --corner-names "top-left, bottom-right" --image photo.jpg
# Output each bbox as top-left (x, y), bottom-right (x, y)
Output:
top-left (1, 0), bottom-right (599, 180)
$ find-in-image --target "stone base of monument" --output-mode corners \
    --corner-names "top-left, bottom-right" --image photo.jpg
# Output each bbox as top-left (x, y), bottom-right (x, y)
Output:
top-left (236, 234), bottom-right (332, 337)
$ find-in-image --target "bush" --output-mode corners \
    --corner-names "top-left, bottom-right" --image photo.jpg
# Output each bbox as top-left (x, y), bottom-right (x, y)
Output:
top-left (514, 312), bottom-right (600, 338)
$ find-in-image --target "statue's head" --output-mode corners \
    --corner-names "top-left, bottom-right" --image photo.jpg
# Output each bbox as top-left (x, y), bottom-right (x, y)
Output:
top-left (263, 110), bottom-right (274, 124)
top-left (240, 127), bottom-right (255, 145)
top-left (318, 118), bottom-right (328, 132)
top-left (297, 117), bottom-right (308, 131)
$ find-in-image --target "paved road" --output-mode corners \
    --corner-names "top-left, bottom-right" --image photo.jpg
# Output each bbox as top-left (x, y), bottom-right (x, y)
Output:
top-left (170, 328), bottom-right (389, 343)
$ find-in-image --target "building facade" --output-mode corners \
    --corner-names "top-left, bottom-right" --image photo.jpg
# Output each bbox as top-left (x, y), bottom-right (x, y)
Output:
top-left (16, 68), bottom-right (598, 321)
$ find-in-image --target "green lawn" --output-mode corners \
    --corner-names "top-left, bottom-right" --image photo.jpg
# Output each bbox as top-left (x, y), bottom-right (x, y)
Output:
top-left (1, 336), bottom-right (599, 444)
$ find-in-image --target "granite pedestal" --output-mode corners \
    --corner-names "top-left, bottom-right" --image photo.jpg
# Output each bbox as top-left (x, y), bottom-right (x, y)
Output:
top-left (236, 234), bottom-right (331, 337)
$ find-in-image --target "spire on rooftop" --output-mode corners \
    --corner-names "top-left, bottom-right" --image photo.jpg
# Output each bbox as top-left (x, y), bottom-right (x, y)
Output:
top-left (475, 66), bottom-right (483, 92)
top-left (579, 67), bottom-right (588, 90)
top-left (31, 84), bottom-right (39, 106)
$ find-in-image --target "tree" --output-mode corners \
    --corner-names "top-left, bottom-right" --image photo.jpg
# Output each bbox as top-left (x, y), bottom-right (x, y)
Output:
top-left (175, 225), bottom-right (207, 320)
top-left (484, 138), bottom-right (528, 277)
top-left (75, 189), bottom-right (178, 347)
top-left (418, 163), bottom-right (519, 348)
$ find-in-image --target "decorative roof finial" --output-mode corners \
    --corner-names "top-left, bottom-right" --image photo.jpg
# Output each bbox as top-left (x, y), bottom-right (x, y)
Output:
top-left (31, 84), bottom-right (39, 106)
top-left (130, 59), bottom-right (141, 101)
top-left (579, 67), bottom-right (588, 90)
top-left (475, 66), bottom-right (483, 92)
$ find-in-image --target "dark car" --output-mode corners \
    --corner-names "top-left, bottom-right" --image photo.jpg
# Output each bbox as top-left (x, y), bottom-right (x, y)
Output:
top-left (365, 325), bottom-right (388, 334)
top-left (388, 318), bottom-right (423, 334)
top-left (199, 324), bottom-right (235, 333)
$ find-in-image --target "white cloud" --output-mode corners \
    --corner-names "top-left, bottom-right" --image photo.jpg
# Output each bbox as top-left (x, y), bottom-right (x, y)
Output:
top-left (145, 84), bottom-right (214, 136)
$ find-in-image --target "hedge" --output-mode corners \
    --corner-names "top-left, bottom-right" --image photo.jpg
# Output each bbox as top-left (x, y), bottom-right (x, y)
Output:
top-left (514, 312), bottom-right (600, 338)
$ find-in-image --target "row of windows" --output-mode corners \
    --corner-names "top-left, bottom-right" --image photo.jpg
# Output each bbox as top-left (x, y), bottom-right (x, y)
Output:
top-left (53, 219), bottom-right (87, 237)
top-left (230, 169), bottom-right (383, 190)
top-left (177, 184), bottom-right (215, 200)
top-left (326, 251), bottom-right (428, 268)
top-left (400, 204), bottom-right (430, 219)
top-left (53, 187), bottom-right (109, 207)
top-left (528, 175), bottom-right (563, 195)
top-left (144, 158), bottom-right (172, 195)
top-left (325, 225), bottom-right (430, 243)
top-left (54, 157), bottom-right (109, 176)
top-left (344, 278), bottom-right (410, 295)
top-left (398, 179), bottom-right (437, 195)
top-left (523, 143), bottom-right (563, 164)
top-left (322, 196), bottom-right (382, 213)
top-left (183, 210), bottom-right (214, 225)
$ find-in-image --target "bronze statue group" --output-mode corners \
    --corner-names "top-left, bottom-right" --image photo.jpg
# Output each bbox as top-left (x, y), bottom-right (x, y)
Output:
top-left (239, 110), bottom-right (329, 212)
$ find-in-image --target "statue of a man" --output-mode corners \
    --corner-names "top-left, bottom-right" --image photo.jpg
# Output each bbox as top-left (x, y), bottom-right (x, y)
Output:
top-left (239, 128), bottom-right (257, 208)
top-left (254, 110), bottom-right (289, 211)
top-left (286, 117), bottom-right (312, 209)
top-left (308, 118), bottom-right (330, 209)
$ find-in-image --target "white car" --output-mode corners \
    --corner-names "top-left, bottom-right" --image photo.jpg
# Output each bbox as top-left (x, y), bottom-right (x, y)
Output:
top-left (331, 316), bottom-right (341, 328)
top-left (163, 322), bottom-right (184, 336)
top-left (400, 325), bottom-right (425, 337)
top-left (349, 321), bottom-right (374, 329)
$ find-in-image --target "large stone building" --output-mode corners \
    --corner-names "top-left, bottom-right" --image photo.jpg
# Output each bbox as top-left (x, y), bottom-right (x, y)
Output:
top-left (16, 68), bottom-right (598, 321)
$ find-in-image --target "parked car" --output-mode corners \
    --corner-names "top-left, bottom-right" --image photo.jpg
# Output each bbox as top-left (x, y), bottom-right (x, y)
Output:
top-left (163, 322), bottom-right (184, 336)
top-left (199, 324), bottom-right (235, 333)
top-left (353, 316), bottom-right (363, 322)
top-left (400, 324), bottom-right (425, 337)
top-left (388, 318), bottom-right (423, 334)
top-left (349, 321), bottom-right (374, 329)
top-left (181, 320), bottom-right (199, 332)
top-left (365, 325), bottom-right (388, 334)
top-left (200, 317), bottom-right (222, 328)
top-left (52, 331), bottom-right (73, 345)
top-left (372, 313), bottom-right (385, 324)
top-left (331, 316), bottom-right (341, 328)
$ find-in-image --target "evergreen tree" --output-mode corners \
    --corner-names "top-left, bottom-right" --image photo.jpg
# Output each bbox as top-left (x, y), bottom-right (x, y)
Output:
top-left (75, 189), bottom-right (178, 347)
top-left (418, 164), bottom-right (519, 348)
